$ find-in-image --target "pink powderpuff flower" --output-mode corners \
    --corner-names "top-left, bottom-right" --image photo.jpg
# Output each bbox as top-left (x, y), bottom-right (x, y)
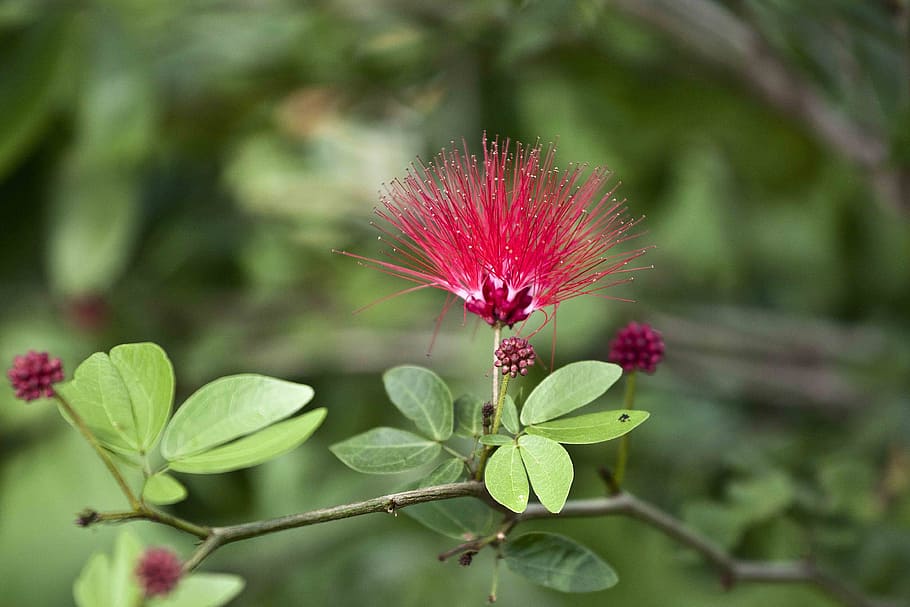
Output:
top-left (7, 351), bottom-right (64, 401)
top-left (135, 548), bottom-right (182, 598)
top-left (338, 135), bottom-right (650, 330)
top-left (608, 321), bottom-right (664, 374)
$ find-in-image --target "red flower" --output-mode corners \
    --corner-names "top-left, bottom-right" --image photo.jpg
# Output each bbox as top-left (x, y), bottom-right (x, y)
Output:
top-left (338, 136), bottom-right (649, 329)
top-left (7, 351), bottom-right (64, 402)
top-left (136, 548), bottom-right (182, 597)
top-left (608, 321), bottom-right (664, 373)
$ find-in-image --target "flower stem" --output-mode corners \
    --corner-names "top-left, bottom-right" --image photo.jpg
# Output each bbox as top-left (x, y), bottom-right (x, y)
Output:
top-left (55, 394), bottom-right (141, 510)
top-left (613, 371), bottom-right (637, 487)
top-left (475, 326), bottom-right (512, 480)
top-left (491, 324), bottom-right (501, 407)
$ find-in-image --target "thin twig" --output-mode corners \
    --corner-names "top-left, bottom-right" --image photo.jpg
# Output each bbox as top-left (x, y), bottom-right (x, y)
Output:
top-left (84, 482), bottom-right (892, 606)
top-left (55, 394), bottom-right (141, 510)
top-left (609, 0), bottom-right (907, 214)
top-left (518, 494), bottom-right (892, 607)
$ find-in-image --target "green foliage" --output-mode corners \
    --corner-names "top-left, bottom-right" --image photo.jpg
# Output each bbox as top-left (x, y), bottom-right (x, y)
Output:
top-left (502, 532), bottom-right (619, 593)
top-left (454, 394), bottom-right (485, 438)
top-left (501, 394), bottom-right (520, 434)
top-left (518, 435), bottom-right (574, 513)
top-left (525, 410), bottom-right (650, 444)
top-left (167, 408), bottom-right (326, 474)
top-left (59, 342), bottom-right (326, 503)
top-left (520, 362), bottom-right (622, 425)
top-left (335, 361), bottom-right (647, 516)
top-left (330, 427), bottom-right (441, 473)
top-left (479, 434), bottom-right (513, 446)
top-left (383, 366), bottom-right (453, 441)
top-left (161, 374), bottom-right (314, 461)
top-left (142, 472), bottom-right (188, 506)
top-left (57, 343), bottom-right (175, 453)
top-left (484, 443), bottom-right (529, 513)
top-left (74, 531), bottom-right (243, 607)
top-left (403, 459), bottom-right (497, 540)
top-left (147, 575), bottom-right (246, 607)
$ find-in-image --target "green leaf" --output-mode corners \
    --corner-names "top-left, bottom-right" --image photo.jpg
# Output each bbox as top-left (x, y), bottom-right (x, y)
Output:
top-left (518, 435), bottom-right (573, 513)
top-left (479, 434), bottom-right (513, 446)
top-left (330, 427), bottom-right (441, 474)
top-left (48, 168), bottom-right (141, 297)
top-left (503, 532), bottom-right (618, 592)
top-left (0, 17), bottom-right (73, 179)
top-left (160, 374), bottom-right (314, 461)
top-left (148, 574), bottom-right (245, 607)
top-left (109, 343), bottom-right (174, 451)
top-left (142, 472), bottom-right (187, 505)
top-left (56, 353), bottom-right (139, 453)
top-left (526, 410), bottom-right (650, 444)
top-left (168, 408), bottom-right (326, 474)
top-left (500, 394), bottom-right (520, 434)
top-left (74, 532), bottom-right (145, 607)
top-left (403, 458), bottom-right (497, 540)
top-left (520, 361), bottom-right (622, 426)
top-left (727, 470), bottom-right (795, 523)
top-left (73, 530), bottom-right (244, 607)
top-left (73, 553), bottom-right (110, 607)
top-left (454, 394), bottom-right (484, 438)
top-left (484, 443), bottom-right (529, 513)
top-left (383, 366), bottom-right (453, 440)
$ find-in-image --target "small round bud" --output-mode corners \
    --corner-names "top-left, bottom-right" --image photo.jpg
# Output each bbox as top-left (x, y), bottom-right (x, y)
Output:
top-left (493, 337), bottom-right (537, 378)
top-left (608, 321), bottom-right (664, 374)
top-left (136, 548), bottom-right (182, 598)
top-left (7, 351), bottom-right (64, 401)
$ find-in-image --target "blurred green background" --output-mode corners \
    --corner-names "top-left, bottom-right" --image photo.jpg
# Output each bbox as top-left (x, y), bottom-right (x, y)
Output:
top-left (1, 1), bottom-right (909, 605)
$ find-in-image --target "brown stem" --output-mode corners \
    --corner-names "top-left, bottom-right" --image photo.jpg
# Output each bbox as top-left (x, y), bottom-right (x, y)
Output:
top-left (55, 394), bottom-right (141, 510)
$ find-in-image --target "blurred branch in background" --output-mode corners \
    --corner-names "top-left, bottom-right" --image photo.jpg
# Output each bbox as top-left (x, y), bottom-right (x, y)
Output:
top-left (655, 306), bottom-right (900, 411)
top-left (609, 0), bottom-right (910, 213)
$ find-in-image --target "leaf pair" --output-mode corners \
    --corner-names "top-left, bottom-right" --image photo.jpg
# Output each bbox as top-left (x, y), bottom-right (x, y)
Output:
top-left (485, 435), bottom-right (573, 513)
top-left (483, 361), bottom-right (649, 513)
top-left (330, 366), bottom-right (451, 474)
top-left (57, 343), bottom-right (325, 505)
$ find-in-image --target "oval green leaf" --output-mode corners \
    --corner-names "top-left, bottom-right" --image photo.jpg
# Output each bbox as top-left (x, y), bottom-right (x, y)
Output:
top-left (518, 435), bottom-right (573, 513)
top-left (142, 472), bottom-right (187, 505)
top-left (520, 361), bottom-right (622, 426)
top-left (148, 574), bottom-right (245, 607)
top-left (403, 458), bottom-right (497, 540)
top-left (110, 343), bottom-right (174, 451)
top-left (167, 408), bottom-right (326, 474)
top-left (160, 374), bottom-right (314, 461)
top-left (503, 532), bottom-right (618, 592)
top-left (501, 395), bottom-right (520, 434)
top-left (74, 530), bottom-right (144, 607)
top-left (484, 443), bottom-right (529, 513)
top-left (479, 434), bottom-right (513, 446)
top-left (330, 427), bottom-right (441, 474)
top-left (454, 394), bottom-right (484, 438)
top-left (57, 352), bottom-right (139, 453)
top-left (383, 366), bottom-right (453, 441)
top-left (526, 410), bottom-right (650, 444)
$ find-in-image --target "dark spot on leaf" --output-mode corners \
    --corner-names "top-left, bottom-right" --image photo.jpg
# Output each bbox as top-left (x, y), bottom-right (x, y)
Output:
top-left (619, 413), bottom-right (630, 422)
